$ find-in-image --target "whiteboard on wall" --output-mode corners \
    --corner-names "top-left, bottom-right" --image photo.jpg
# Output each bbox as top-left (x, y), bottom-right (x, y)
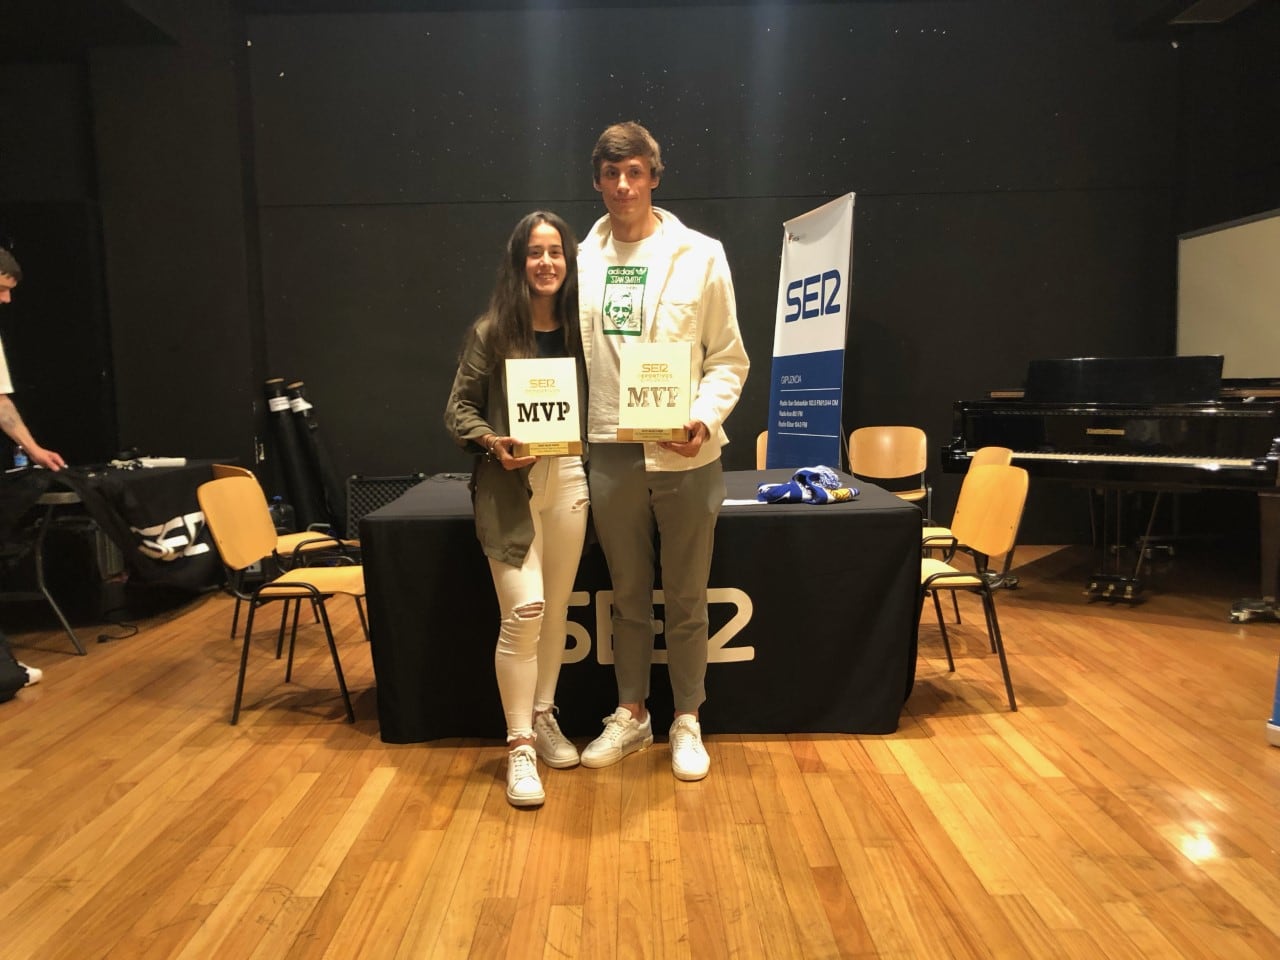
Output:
top-left (1177, 208), bottom-right (1280, 380)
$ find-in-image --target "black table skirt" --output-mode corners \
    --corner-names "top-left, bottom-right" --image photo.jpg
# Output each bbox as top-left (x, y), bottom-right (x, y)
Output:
top-left (361, 468), bottom-right (921, 743)
top-left (2, 461), bottom-right (222, 593)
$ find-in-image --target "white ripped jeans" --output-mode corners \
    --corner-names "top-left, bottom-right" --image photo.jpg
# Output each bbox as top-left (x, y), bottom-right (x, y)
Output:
top-left (488, 455), bottom-right (589, 741)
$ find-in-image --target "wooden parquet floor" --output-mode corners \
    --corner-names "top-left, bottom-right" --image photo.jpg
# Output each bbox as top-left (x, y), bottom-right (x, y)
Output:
top-left (1, 543), bottom-right (1278, 959)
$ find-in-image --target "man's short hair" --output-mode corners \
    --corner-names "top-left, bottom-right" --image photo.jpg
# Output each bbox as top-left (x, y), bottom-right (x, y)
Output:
top-left (0, 247), bottom-right (20, 283)
top-left (592, 121), bottom-right (664, 184)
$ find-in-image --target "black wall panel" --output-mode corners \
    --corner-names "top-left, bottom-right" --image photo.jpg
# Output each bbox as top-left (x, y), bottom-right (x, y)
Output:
top-left (0, 64), bottom-right (94, 203)
top-left (89, 4), bottom-right (259, 466)
top-left (0, 62), bottom-right (115, 464)
top-left (0, 203), bottom-right (116, 464)
top-left (249, 3), bottom-right (1176, 206)
top-left (1175, 0), bottom-right (1280, 231)
top-left (247, 0), bottom-right (1180, 539)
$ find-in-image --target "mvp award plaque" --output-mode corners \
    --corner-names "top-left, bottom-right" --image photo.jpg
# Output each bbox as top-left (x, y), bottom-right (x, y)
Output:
top-left (617, 341), bottom-right (692, 442)
top-left (504, 357), bottom-right (582, 456)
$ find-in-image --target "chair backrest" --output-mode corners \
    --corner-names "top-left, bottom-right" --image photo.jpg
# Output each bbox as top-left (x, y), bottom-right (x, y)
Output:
top-left (970, 446), bottom-right (1013, 469)
top-left (848, 426), bottom-right (927, 481)
top-left (212, 463), bottom-right (256, 481)
top-left (197, 476), bottom-right (281, 572)
top-left (756, 431), bottom-right (768, 469)
top-left (948, 464), bottom-right (1029, 558)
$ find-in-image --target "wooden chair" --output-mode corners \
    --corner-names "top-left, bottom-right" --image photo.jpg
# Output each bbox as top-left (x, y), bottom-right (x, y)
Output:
top-left (197, 475), bottom-right (367, 724)
top-left (924, 446), bottom-right (1013, 549)
top-left (919, 463), bottom-right (1028, 711)
top-left (756, 431), bottom-right (769, 469)
top-left (923, 446), bottom-right (1015, 621)
top-left (211, 464), bottom-right (361, 642)
top-left (848, 425), bottom-right (932, 518)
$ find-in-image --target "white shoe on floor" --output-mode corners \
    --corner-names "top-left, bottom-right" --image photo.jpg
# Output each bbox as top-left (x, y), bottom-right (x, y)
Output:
top-left (669, 714), bottom-right (709, 781)
top-left (506, 745), bottom-right (544, 807)
top-left (533, 708), bottom-right (580, 769)
top-left (580, 707), bottom-right (653, 769)
top-left (18, 662), bottom-right (42, 687)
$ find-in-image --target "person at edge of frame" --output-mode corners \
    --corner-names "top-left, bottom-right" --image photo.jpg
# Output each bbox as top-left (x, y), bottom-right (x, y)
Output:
top-left (0, 245), bottom-right (64, 698)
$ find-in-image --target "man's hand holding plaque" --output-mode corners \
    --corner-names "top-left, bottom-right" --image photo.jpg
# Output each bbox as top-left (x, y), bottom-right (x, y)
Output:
top-left (658, 419), bottom-right (710, 458)
top-left (616, 341), bottom-right (693, 442)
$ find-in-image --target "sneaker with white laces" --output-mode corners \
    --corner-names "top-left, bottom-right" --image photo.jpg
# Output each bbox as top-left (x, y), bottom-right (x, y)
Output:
top-left (580, 707), bottom-right (653, 769)
top-left (533, 708), bottom-right (580, 769)
top-left (506, 745), bottom-right (545, 807)
top-left (18, 662), bottom-right (42, 687)
top-left (669, 715), bottom-right (709, 781)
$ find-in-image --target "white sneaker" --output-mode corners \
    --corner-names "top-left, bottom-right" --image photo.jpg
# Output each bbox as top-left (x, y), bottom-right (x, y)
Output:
top-left (18, 662), bottom-right (42, 687)
top-left (669, 715), bottom-right (709, 781)
top-left (533, 708), bottom-right (580, 769)
top-left (580, 707), bottom-right (653, 769)
top-left (506, 745), bottom-right (544, 807)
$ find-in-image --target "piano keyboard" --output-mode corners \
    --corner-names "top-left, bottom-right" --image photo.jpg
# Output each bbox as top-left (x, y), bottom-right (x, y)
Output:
top-left (1011, 451), bottom-right (1257, 469)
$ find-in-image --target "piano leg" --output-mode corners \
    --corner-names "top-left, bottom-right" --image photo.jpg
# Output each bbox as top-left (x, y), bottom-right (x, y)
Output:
top-left (1230, 489), bottom-right (1280, 623)
top-left (1087, 488), bottom-right (1160, 604)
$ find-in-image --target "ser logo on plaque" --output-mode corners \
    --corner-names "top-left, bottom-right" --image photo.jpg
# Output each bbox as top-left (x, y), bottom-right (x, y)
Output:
top-left (617, 341), bottom-right (692, 442)
top-left (505, 357), bottom-right (582, 457)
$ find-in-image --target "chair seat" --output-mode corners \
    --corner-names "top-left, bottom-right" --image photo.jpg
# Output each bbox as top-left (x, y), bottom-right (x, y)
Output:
top-left (896, 488), bottom-right (928, 502)
top-left (261, 565), bottom-right (366, 598)
top-left (921, 556), bottom-right (983, 587)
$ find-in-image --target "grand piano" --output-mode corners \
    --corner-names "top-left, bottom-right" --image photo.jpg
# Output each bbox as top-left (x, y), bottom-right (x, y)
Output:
top-left (942, 356), bottom-right (1280, 618)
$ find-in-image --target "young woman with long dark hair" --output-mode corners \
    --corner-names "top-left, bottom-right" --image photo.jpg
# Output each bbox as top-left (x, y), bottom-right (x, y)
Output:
top-left (444, 211), bottom-right (589, 807)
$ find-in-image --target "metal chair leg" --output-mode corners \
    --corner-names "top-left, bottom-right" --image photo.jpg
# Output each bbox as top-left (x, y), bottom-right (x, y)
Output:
top-left (231, 601), bottom-right (258, 725)
top-left (284, 599), bottom-right (303, 682)
top-left (981, 587), bottom-right (1017, 711)
top-left (316, 600), bottom-right (355, 723)
top-left (931, 589), bottom-right (956, 672)
top-left (33, 506), bottom-right (86, 655)
top-left (355, 596), bottom-right (369, 640)
top-left (274, 600), bottom-right (297, 659)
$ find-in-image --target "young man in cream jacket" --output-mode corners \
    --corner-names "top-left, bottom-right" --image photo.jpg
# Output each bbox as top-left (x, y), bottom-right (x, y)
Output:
top-left (576, 122), bottom-right (749, 781)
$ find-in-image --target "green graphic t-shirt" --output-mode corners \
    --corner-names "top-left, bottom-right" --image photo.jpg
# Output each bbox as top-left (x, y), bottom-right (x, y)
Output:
top-left (587, 226), bottom-right (664, 440)
top-left (601, 265), bottom-right (647, 337)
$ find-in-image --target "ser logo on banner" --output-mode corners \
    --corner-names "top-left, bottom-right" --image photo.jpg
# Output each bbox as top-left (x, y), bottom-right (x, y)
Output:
top-left (558, 588), bottom-right (755, 666)
top-left (783, 269), bottom-right (842, 322)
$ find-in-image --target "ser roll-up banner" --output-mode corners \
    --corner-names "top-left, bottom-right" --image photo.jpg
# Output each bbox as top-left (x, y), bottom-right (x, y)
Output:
top-left (765, 193), bottom-right (855, 469)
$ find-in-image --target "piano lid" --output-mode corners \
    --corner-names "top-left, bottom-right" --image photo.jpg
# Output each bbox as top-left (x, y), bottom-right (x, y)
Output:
top-left (1023, 355), bottom-right (1224, 405)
